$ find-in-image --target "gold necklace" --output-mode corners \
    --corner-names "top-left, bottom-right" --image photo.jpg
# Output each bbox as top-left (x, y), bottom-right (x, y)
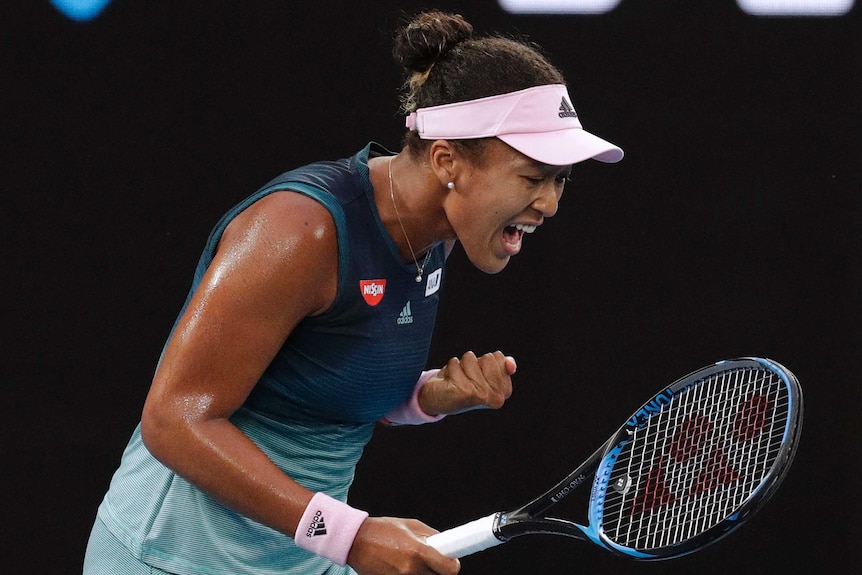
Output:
top-left (388, 157), bottom-right (431, 283)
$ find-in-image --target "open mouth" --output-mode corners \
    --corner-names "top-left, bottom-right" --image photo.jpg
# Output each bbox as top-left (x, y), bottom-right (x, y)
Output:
top-left (501, 223), bottom-right (537, 254)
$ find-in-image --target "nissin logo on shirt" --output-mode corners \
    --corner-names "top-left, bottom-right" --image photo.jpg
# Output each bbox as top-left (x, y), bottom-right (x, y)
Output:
top-left (360, 279), bottom-right (386, 306)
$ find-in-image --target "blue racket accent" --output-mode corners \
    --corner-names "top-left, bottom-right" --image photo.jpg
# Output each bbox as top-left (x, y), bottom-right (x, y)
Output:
top-left (427, 358), bottom-right (803, 561)
top-left (589, 441), bottom-right (654, 558)
top-left (590, 358), bottom-right (802, 558)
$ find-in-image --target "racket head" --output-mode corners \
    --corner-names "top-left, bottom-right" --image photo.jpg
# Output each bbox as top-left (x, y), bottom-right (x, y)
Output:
top-left (588, 357), bottom-right (803, 559)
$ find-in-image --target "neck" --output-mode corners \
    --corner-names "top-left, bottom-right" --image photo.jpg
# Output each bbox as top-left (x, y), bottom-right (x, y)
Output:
top-left (372, 153), bottom-right (443, 262)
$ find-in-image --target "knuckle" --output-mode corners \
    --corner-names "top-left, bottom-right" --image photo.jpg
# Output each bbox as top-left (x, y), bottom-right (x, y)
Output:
top-left (488, 394), bottom-right (506, 409)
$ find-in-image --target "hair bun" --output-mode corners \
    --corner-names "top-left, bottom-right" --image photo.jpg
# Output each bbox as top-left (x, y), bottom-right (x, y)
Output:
top-left (393, 11), bottom-right (474, 73)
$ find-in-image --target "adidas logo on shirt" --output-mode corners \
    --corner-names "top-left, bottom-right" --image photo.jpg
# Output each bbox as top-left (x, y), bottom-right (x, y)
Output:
top-left (305, 510), bottom-right (327, 538)
top-left (558, 97), bottom-right (578, 118)
top-left (397, 301), bottom-right (414, 325)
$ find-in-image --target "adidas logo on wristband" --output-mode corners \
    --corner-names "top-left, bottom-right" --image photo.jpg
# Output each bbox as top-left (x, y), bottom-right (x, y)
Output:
top-left (295, 492), bottom-right (369, 566)
top-left (306, 510), bottom-right (327, 537)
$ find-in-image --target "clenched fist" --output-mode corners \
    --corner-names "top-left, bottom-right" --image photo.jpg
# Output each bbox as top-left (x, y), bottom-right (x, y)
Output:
top-left (418, 351), bottom-right (517, 416)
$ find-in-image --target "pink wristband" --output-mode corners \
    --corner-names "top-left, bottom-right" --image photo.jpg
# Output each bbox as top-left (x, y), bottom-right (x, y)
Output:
top-left (382, 369), bottom-right (447, 425)
top-left (294, 492), bottom-right (369, 566)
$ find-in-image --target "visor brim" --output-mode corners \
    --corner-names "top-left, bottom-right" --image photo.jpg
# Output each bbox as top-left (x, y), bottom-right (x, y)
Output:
top-left (499, 128), bottom-right (624, 166)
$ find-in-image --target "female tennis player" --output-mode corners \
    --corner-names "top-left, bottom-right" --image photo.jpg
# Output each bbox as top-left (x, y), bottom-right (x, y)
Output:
top-left (83, 10), bottom-right (622, 575)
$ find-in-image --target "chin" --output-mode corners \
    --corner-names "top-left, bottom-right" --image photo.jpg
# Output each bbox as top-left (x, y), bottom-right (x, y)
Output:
top-left (472, 255), bottom-right (511, 275)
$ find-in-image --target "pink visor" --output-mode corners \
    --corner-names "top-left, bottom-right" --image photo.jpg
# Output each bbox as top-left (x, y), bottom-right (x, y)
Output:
top-left (405, 84), bottom-right (623, 166)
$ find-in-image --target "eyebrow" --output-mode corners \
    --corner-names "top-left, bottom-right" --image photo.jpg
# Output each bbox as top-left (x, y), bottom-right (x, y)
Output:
top-left (535, 163), bottom-right (573, 177)
top-left (511, 153), bottom-right (572, 177)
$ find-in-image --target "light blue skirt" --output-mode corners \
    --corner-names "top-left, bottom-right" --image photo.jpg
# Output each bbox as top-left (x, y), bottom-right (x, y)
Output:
top-left (84, 517), bottom-right (173, 575)
top-left (91, 409), bottom-right (371, 574)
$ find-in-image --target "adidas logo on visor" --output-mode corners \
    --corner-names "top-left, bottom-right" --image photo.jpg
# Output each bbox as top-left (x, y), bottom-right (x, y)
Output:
top-left (558, 97), bottom-right (578, 118)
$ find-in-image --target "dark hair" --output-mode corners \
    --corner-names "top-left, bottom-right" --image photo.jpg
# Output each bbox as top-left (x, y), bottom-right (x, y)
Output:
top-left (393, 11), bottom-right (566, 159)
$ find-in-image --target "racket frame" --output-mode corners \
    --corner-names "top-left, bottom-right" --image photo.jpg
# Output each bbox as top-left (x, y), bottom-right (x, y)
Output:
top-left (440, 357), bottom-right (803, 560)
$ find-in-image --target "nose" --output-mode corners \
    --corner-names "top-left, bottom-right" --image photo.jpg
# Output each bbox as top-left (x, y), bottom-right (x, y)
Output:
top-left (531, 183), bottom-right (562, 218)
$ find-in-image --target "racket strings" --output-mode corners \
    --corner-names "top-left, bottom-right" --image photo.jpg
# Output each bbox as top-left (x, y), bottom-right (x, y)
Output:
top-left (601, 367), bottom-right (789, 551)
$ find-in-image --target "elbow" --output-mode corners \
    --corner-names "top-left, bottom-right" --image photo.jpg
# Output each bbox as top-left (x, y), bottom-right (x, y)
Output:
top-left (140, 394), bottom-right (183, 465)
top-left (140, 388), bottom-right (217, 468)
top-left (140, 399), bottom-right (165, 458)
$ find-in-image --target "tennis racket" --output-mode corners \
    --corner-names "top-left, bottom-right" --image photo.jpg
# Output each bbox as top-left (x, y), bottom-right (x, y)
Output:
top-left (427, 357), bottom-right (803, 560)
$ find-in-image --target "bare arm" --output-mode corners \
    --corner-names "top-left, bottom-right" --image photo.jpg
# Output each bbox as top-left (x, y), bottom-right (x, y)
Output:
top-left (140, 191), bottom-right (459, 574)
top-left (141, 191), bottom-right (338, 535)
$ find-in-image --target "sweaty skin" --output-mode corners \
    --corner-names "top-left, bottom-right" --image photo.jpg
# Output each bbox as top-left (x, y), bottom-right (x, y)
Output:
top-left (142, 143), bottom-right (543, 575)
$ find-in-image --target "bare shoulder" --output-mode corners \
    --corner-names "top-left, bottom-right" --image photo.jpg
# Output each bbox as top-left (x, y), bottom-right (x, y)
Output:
top-left (223, 190), bottom-right (336, 244)
top-left (216, 190), bottom-right (338, 316)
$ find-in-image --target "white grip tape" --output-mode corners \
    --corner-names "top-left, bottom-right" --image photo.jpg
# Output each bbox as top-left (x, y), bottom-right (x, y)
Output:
top-left (426, 513), bottom-right (503, 558)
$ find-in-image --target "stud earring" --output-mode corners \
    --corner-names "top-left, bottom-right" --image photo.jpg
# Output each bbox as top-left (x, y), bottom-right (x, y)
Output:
top-left (447, 181), bottom-right (455, 190)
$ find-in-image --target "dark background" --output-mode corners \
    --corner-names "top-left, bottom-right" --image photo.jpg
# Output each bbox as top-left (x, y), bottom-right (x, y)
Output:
top-left (4, 1), bottom-right (860, 573)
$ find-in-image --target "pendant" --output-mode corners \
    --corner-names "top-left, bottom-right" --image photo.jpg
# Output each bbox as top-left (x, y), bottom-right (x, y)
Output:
top-left (415, 273), bottom-right (423, 282)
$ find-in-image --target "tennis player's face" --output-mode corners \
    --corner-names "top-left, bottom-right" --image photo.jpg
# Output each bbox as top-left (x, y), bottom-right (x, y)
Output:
top-left (448, 140), bottom-right (570, 274)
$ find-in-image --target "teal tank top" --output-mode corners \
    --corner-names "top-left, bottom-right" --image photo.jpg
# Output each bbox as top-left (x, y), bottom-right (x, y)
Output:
top-left (96, 143), bottom-right (446, 575)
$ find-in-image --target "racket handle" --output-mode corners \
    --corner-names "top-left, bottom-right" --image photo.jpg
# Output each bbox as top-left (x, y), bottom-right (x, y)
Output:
top-left (426, 513), bottom-right (504, 558)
